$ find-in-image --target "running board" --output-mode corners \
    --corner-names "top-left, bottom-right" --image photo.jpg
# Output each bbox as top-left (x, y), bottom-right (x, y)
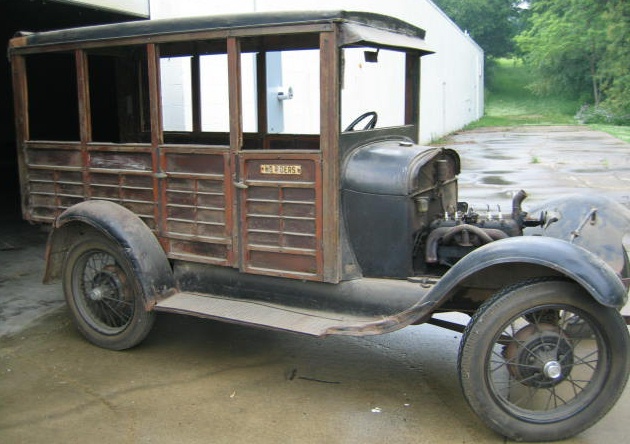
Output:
top-left (154, 292), bottom-right (430, 337)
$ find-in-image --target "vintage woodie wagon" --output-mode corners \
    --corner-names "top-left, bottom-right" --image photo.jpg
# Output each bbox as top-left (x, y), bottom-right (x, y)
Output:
top-left (8, 11), bottom-right (630, 441)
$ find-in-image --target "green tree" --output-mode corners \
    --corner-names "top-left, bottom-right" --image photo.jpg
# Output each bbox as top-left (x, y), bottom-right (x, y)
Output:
top-left (599, 0), bottom-right (630, 118)
top-left (516, 0), bottom-right (607, 103)
top-left (433, 0), bottom-right (523, 59)
top-left (517, 0), bottom-right (629, 120)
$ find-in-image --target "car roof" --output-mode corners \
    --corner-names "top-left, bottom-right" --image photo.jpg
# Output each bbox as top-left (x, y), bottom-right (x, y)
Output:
top-left (9, 10), bottom-right (431, 54)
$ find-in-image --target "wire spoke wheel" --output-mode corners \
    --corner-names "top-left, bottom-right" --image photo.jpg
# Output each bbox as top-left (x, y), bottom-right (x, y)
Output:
top-left (63, 231), bottom-right (155, 350)
top-left (73, 250), bottom-right (134, 334)
top-left (458, 278), bottom-right (630, 442)
top-left (493, 307), bottom-right (598, 416)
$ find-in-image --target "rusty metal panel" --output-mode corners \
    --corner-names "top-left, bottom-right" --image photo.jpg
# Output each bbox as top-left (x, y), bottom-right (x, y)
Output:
top-left (239, 153), bottom-right (323, 280)
top-left (161, 146), bottom-right (233, 266)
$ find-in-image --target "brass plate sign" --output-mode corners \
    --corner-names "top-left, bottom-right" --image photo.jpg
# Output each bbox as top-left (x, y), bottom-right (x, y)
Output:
top-left (260, 164), bottom-right (302, 175)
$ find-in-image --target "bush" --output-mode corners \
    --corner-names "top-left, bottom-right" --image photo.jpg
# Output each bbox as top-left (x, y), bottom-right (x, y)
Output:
top-left (575, 104), bottom-right (630, 125)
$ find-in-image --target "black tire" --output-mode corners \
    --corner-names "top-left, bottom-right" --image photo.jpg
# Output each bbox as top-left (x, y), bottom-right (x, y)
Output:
top-left (63, 231), bottom-right (155, 350)
top-left (458, 278), bottom-right (630, 442)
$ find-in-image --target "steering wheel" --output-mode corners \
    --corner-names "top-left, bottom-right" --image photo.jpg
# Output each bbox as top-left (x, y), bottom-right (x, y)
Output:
top-left (344, 111), bottom-right (378, 132)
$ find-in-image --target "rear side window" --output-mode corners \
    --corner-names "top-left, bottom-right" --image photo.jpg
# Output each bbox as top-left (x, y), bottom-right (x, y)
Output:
top-left (26, 52), bottom-right (79, 141)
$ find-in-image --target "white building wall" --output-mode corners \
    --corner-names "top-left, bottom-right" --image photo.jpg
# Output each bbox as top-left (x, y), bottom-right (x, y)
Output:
top-left (150, 0), bottom-right (484, 143)
top-left (62, 0), bottom-right (149, 17)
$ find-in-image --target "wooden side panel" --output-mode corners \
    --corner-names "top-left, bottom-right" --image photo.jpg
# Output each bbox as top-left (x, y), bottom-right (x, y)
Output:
top-left (161, 146), bottom-right (233, 265)
top-left (239, 153), bottom-right (323, 280)
top-left (21, 141), bottom-right (158, 224)
top-left (87, 144), bottom-right (156, 229)
top-left (22, 141), bottom-right (84, 221)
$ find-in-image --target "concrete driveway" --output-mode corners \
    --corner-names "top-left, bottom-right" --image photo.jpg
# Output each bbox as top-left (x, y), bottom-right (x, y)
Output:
top-left (1, 126), bottom-right (629, 443)
top-left (453, 125), bottom-right (630, 208)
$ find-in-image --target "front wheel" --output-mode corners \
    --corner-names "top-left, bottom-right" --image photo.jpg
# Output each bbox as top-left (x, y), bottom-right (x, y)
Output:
top-left (458, 278), bottom-right (630, 442)
top-left (63, 231), bottom-right (155, 350)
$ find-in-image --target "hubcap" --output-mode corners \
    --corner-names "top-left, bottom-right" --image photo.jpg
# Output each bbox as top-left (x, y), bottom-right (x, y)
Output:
top-left (88, 267), bottom-right (125, 302)
top-left (543, 360), bottom-right (563, 380)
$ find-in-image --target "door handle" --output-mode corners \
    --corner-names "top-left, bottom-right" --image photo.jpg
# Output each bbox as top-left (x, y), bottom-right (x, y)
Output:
top-left (233, 181), bottom-right (249, 189)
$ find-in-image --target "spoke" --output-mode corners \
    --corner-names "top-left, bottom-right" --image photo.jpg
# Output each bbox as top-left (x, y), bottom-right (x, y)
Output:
top-left (530, 311), bottom-right (545, 326)
top-left (100, 295), bottom-right (133, 306)
top-left (511, 340), bottom-right (545, 366)
top-left (100, 300), bottom-right (125, 327)
top-left (489, 361), bottom-right (507, 374)
top-left (76, 250), bottom-right (133, 330)
top-left (544, 386), bottom-right (556, 410)
top-left (549, 385), bottom-right (569, 407)
top-left (502, 361), bottom-right (540, 371)
top-left (510, 384), bottom-right (538, 408)
top-left (571, 350), bottom-right (599, 372)
top-left (490, 349), bottom-right (509, 373)
top-left (491, 370), bottom-right (542, 389)
top-left (565, 374), bottom-right (586, 397)
top-left (101, 298), bottom-right (132, 324)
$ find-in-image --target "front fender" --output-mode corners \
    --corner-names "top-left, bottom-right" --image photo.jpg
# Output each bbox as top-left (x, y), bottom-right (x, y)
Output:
top-left (44, 200), bottom-right (176, 306)
top-left (525, 193), bottom-right (630, 277)
top-left (428, 236), bottom-right (627, 309)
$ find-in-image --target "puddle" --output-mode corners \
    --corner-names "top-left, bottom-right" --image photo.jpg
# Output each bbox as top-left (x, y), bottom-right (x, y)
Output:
top-left (480, 176), bottom-right (515, 185)
top-left (570, 168), bottom-right (611, 174)
top-left (481, 154), bottom-right (516, 160)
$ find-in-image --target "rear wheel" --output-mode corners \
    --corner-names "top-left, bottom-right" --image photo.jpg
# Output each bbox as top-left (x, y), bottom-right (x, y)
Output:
top-left (63, 231), bottom-right (155, 350)
top-left (458, 278), bottom-right (630, 441)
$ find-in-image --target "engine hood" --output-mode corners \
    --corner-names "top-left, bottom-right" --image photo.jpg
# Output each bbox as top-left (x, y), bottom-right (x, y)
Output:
top-left (341, 141), bottom-right (460, 196)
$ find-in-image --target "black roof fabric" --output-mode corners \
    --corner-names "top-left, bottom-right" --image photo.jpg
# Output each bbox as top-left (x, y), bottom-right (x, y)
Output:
top-left (12, 10), bottom-right (426, 49)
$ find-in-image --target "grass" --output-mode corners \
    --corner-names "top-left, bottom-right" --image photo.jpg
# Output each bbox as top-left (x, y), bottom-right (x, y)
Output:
top-left (588, 124), bottom-right (630, 143)
top-left (466, 59), bottom-right (579, 129)
top-left (465, 59), bottom-right (630, 143)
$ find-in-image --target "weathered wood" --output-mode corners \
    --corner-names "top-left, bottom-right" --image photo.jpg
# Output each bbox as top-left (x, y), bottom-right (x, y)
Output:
top-left (10, 55), bottom-right (31, 219)
top-left (239, 152), bottom-right (323, 280)
top-left (320, 30), bottom-right (340, 283)
top-left (405, 53), bottom-right (420, 136)
top-left (9, 23), bottom-right (333, 56)
top-left (10, 13), bottom-right (427, 283)
top-left (147, 43), bottom-right (166, 240)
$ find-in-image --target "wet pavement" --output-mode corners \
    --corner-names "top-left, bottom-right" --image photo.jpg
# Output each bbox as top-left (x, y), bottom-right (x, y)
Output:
top-left (0, 221), bottom-right (61, 338)
top-left (452, 125), bottom-right (630, 209)
top-left (1, 126), bottom-right (630, 443)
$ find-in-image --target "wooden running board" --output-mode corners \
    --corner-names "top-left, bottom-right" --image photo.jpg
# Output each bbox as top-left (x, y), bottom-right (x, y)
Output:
top-left (154, 292), bottom-right (415, 337)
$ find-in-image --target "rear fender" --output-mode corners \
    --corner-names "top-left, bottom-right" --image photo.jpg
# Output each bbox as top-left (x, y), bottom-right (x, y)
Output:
top-left (428, 236), bottom-right (627, 310)
top-left (44, 200), bottom-right (176, 307)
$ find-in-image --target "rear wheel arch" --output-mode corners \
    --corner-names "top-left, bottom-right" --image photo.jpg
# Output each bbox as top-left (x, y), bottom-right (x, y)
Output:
top-left (44, 200), bottom-right (176, 307)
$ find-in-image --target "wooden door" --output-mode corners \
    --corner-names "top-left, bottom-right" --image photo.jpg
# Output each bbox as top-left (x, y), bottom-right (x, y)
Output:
top-left (160, 145), bottom-right (235, 266)
top-left (237, 152), bottom-right (323, 280)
